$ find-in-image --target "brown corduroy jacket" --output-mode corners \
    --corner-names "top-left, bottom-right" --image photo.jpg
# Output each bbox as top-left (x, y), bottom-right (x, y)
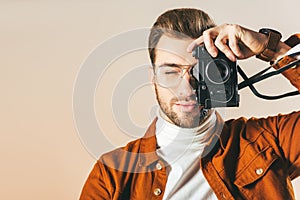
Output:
top-left (80, 111), bottom-right (300, 200)
top-left (80, 35), bottom-right (300, 199)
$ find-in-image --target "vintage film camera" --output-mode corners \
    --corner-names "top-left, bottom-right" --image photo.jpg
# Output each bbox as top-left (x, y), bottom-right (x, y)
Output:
top-left (192, 45), bottom-right (239, 108)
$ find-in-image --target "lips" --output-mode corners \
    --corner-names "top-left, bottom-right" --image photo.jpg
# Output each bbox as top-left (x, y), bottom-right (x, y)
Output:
top-left (174, 101), bottom-right (198, 112)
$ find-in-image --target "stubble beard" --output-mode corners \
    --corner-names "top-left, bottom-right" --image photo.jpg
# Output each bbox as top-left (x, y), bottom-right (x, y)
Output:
top-left (154, 85), bottom-right (204, 128)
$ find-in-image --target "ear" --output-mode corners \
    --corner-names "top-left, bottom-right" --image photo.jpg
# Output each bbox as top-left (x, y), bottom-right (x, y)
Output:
top-left (148, 64), bottom-right (157, 93)
top-left (148, 64), bottom-right (155, 84)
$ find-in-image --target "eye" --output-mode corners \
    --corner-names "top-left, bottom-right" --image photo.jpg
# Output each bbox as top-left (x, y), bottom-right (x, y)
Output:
top-left (164, 70), bottom-right (179, 75)
top-left (159, 67), bottom-right (181, 75)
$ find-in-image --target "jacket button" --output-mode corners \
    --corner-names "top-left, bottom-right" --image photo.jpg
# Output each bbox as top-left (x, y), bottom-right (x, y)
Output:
top-left (153, 188), bottom-right (162, 196)
top-left (219, 192), bottom-right (226, 199)
top-left (156, 162), bottom-right (162, 170)
top-left (256, 168), bottom-right (264, 175)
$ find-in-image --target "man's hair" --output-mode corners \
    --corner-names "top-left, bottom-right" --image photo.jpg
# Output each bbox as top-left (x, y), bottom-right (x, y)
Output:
top-left (148, 8), bottom-right (216, 66)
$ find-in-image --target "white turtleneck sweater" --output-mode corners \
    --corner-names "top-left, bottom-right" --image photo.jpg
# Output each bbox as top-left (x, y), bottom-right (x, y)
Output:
top-left (156, 109), bottom-right (224, 200)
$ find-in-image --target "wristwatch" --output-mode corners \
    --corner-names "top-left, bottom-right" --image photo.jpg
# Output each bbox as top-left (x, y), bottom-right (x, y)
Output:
top-left (256, 28), bottom-right (282, 62)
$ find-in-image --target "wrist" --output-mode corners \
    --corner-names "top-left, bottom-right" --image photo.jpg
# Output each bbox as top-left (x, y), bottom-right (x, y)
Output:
top-left (256, 28), bottom-right (282, 62)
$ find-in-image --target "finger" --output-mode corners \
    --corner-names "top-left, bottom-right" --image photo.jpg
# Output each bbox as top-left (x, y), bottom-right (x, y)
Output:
top-left (187, 37), bottom-right (204, 52)
top-left (228, 34), bottom-right (242, 59)
top-left (202, 30), bottom-right (218, 57)
top-left (214, 36), bottom-right (236, 61)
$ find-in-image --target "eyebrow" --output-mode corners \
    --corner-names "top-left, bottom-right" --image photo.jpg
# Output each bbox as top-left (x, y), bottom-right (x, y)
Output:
top-left (157, 62), bottom-right (197, 68)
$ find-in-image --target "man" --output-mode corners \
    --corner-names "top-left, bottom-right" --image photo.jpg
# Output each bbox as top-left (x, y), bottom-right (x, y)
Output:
top-left (80, 8), bottom-right (300, 199)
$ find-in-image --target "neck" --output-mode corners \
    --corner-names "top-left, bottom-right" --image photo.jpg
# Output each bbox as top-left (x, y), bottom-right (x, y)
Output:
top-left (155, 108), bottom-right (224, 163)
top-left (158, 108), bottom-right (211, 129)
top-left (156, 109), bottom-right (219, 148)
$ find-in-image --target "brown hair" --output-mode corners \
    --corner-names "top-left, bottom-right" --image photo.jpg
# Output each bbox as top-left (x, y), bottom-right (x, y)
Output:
top-left (148, 8), bottom-right (216, 66)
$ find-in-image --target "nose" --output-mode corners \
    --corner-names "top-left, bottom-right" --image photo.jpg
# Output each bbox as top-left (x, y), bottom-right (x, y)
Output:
top-left (177, 72), bottom-right (196, 97)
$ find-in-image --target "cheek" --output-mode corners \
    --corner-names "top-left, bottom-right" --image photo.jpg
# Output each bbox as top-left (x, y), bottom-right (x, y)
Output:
top-left (156, 86), bottom-right (176, 103)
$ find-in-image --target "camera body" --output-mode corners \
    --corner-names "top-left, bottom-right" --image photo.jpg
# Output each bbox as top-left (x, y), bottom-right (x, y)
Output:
top-left (192, 45), bottom-right (239, 108)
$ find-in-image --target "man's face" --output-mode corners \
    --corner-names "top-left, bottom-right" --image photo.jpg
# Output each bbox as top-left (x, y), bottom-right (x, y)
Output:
top-left (153, 35), bottom-right (204, 128)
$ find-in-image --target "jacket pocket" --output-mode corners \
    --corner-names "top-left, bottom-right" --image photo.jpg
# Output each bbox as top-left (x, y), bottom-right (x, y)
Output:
top-left (233, 146), bottom-right (279, 187)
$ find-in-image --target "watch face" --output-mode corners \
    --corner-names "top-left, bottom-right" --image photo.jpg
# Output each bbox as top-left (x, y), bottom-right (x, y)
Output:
top-left (259, 28), bottom-right (282, 37)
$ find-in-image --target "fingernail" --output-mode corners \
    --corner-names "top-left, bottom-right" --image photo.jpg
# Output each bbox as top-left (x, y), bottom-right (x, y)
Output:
top-left (230, 55), bottom-right (236, 62)
top-left (212, 51), bottom-right (218, 57)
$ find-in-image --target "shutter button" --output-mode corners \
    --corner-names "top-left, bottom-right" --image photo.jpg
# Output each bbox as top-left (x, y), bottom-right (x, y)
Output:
top-left (154, 188), bottom-right (162, 196)
top-left (256, 168), bottom-right (264, 175)
top-left (156, 162), bottom-right (162, 170)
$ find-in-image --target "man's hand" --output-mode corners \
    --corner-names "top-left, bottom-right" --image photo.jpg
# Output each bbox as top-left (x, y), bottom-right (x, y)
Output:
top-left (187, 24), bottom-right (290, 62)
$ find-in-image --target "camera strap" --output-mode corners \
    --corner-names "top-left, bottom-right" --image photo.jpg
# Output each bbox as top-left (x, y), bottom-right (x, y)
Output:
top-left (237, 51), bottom-right (300, 100)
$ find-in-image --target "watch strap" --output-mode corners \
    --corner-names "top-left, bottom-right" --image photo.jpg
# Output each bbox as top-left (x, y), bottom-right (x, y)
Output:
top-left (256, 28), bottom-right (282, 62)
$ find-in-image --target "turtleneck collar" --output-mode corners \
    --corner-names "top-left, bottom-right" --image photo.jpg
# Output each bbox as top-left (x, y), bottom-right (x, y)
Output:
top-left (155, 109), bottom-right (224, 159)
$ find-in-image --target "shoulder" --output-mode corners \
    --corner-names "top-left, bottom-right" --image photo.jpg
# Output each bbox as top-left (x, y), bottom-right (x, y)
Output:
top-left (98, 138), bottom-right (143, 169)
top-left (225, 110), bottom-right (300, 130)
top-left (223, 110), bottom-right (300, 141)
top-left (97, 117), bottom-right (158, 172)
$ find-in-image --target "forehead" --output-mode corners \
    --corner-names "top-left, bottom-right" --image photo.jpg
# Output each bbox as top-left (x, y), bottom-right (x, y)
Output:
top-left (155, 35), bottom-right (196, 65)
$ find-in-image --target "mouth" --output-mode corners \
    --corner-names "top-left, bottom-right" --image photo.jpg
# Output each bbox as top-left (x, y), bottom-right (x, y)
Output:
top-left (173, 101), bottom-right (200, 112)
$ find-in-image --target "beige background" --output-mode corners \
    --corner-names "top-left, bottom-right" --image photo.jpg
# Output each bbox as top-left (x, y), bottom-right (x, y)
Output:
top-left (1, 0), bottom-right (299, 199)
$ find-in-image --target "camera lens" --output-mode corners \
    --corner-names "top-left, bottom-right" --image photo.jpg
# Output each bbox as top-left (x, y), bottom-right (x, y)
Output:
top-left (206, 59), bottom-right (230, 84)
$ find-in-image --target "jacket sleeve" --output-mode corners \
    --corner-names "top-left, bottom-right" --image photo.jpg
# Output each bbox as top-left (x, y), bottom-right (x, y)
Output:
top-left (79, 160), bottom-right (111, 200)
top-left (263, 111), bottom-right (300, 180)
top-left (272, 34), bottom-right (300, 91)
top-left (277, 111), bottom-right (300, 180)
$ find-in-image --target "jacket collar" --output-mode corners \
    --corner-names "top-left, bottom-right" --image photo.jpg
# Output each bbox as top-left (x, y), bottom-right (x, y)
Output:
top-left (138, 116), bottom-right (228, 167)
top-left (138, 117), bottom-right (160, 167)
